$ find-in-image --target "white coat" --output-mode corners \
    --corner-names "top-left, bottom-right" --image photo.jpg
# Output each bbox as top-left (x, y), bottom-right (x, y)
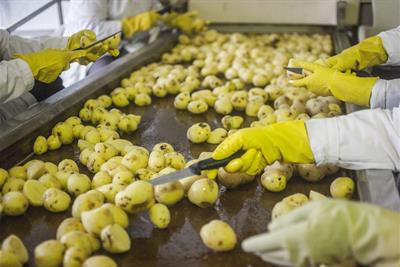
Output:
top-left (0, 29), bottom-right (67, 103)
top-left (307, 26), bottom-right (400, 171)
top-left (59, 0), bottom-right (162, 87)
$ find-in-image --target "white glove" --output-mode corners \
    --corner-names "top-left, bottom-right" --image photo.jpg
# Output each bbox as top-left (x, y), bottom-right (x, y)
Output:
top-left (242, 199), bottom-right (400, 267)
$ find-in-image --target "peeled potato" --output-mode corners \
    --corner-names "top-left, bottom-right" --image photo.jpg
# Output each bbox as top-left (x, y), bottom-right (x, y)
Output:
top-left (39, 173), bottom-right (63, 189)
top-left (282, 193), bottom-right (309, 207)
top-left (92, 171), bottom-right (113, 188)
top-left (330, 177), bottom-right (355, 199)
top-left (63, 246), bottom-right (88, 267)
top-left (164, 152), bottom-right (186, 170)
top-left (8, 166), bottom-right (27, 180)
top-left (56, 217), bottom-right (85, 240)
top-left (23, 180), bottom-right (47, 206)
top-left (101, 224), bottom-right (131, 253)
top-left (214, 97), bottom-right (233, 115)
top-left (153, 143), bottom-right (174, 154)
top-left (0, 168), bottom-right (8, 188)
top-left (72, 191), bottom-right (104, 218)
top-left (271, 201), bottom-right (295, 220)
top-left (60, 231), bottom-right (92, 255)
top-left (33, 136), bottom-right (48, 155)
top-left (43, 188), bottom-right (71, 212)
top-left (207, 128), bottom-right (228, 145)
top-left (260, 171), bottom-right (287, 192)
top-left (154, 180), bottom-right (184, 206)
top-left (97, 183), bottom-right (124, 203)
top-left (2, 191), bottom-right (29, 216)
top-left (34, 240), bottom-right (65, 267)
top-left (112, 171), bottom-right (133, 187)
top-left (115, 181), bottom-right (155, 213)
top-left (221, 115), bottom-right (244, 130)
top-left (297, 163), bottom-right (327, 182)
top-left (200, 220), bottom-right (237, 252)
top-left (134, 168), bottom-right (156, 181)
top-left (81, 206), bottom-right (114, 236)
top-left (58, 159), bottom-right (79, 172)
top-left (1, 234), bottom-right (29, 264)
top-left (187, 99), bottom-right (208, 114)
top-left (26, 160), bottom-right (46, 180)
top-left (186, 122), bottom-right (211, 143)
top-left (134, 93), bottom-right (152, 106)
top-left (67, 173), bottom-right (91, 196)
top-left (217, 168), bottom-right (254, 189)
top-left (83, 256), bottom-right (117, 267)
top-left (2, 178), bottom-right (25, 194)
top-left (121, 148), bottom-right (149, 173)
top-left (309, 190), bottom-right (327, 201)
top-left (148, 151), bottom-right (166, 172)
top-left (188, 178), bottom-right (219, 208)
top-left (0, 250), bottom-right (22, 267)
top-left (102, 203), bottom-right (129, 228)
top-left (148, 203), bottom-right (170, 229)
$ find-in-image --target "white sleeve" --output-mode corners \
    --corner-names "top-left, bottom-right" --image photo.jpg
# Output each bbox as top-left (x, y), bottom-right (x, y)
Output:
top-left (63, 0), bottom-right (121, 37)
top-left (370, 79), bottom-right (400, 110)
top-left (0, 59), bottom-right (34, 103)
top-left (305, 108), bottom-right (400, 171)
top-left (0, 29), bottom-right (67, 59)
top-left (379, 26), bottom-right (400, 65)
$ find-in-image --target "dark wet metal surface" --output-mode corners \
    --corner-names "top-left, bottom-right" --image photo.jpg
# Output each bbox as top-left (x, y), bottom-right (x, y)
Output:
top-left (0, 96), bottom-right (353, 267)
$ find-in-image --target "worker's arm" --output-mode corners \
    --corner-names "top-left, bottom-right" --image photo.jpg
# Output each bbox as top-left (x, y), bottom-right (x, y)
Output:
top-left (0, 29), bottom-right (67, 58)
top-left (370, 78), bottom-right (400, 109)
top-left (379, 26), bottom-right (400, 65)
top-left (307, 107), bottom-right (400, 170)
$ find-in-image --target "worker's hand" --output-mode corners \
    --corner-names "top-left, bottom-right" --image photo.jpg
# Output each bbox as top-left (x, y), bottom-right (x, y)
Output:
top-left (14, 49), bottom-right (86, 84)
top-left (325, 35), bottom-right (388, 71)
top-left (242, 199), bottom-right (400, 267)
top-left (162, 11), bottom-right (209, 35)
top-left (207, 120), bottom-right (314, 179)
top-left (290, 60), bottom-right (379, 106)
top-left (66, 29), bottom-right (97, 50)
top-left (122, 11), bottom-right (160, 39)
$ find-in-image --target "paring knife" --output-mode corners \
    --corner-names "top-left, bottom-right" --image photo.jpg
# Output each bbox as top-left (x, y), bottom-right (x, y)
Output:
top-left (285, 67), bottom-right (371, 77)
top-left (72, 31), bottom-right (122, 51)
top-left (149, 150), bottom-right (245, 186)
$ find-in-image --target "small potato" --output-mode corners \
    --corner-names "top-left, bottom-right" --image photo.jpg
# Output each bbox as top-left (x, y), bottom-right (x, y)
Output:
top-left (8, 166), bottom-right (27, 180)
top-left (39, 173), bottom-right (63, 189)
top-left (2, 191), bottom-right (29, 216)
top-left (271, 201), bottom-right (295, 220)
top-left (153, 143), bottom-right (175, 154)
top-left (2, 178), bottom-right (25, 194)
top-left (134, 168), bottom-right (156, 181)
top-left (1, 234), bottom-right (28, 264)
top-left (112, 92), bottom-right (129, 107)
top-left (245, 100), bottom-right (263, 117)
top-left (97, 183), bottom-right (124, 203)
top-left (174, 92), bottom-right (191, 110)
top-left (72, 191), bottom-right (104, 218)
top-left (60, 231), bottom-right (92, 255)
top-left (164, 152), bottom-right (186, 170)
top-left (221, 115), bottom-right (244, 130)
top-left (58, 159), bottom-right (79, 173)
top-left (260, 171), bottom-right (286, 192)
top-left (187, 99), bottom-right (208, 114)
top-left (63, 247), bottom-right (88, 267)
top-left (94, 143), bottom-right (118, 161)
top-left (214, 97), bottom-right (233, 115)
top-left (149, 203), bottom-right (170, 229)
top-left (297, 164), bottom-right (327, 182)
top-left (309, 190), bottom-right (327, 201)
top-left (33, 136), bottom-right (48, 155)
top-left (115, 181), bottom-right (155, 213)
top-left (102, 203), bottom-right (129, 228)
top-left (200, 220), bottom-right (237, 252)
top-left (56, 217), bottom-right (85, 240)
top-left (83, 256), bottom-right (117, 267)
top-left (81, 206), bottom-right (114, 236)
top-left (121, 148), bottom-right (149, 173)
top-left (79, 108), bottom-right (92, 122)
top-left (188, 178), bottom-right (219, 208)
top-left (52, 122), bottom-right (74, 145)
top-left (282, 193), bottom-right (309, 207)
top-left (34, 240), bottom-right (65, 267)
top-left (0, 249), bottom-right (22, 267)
top-left (207, 128), bottom-right (228, 145)
top-left (87, 152), bottom-right (106, 173)
top-left (101, 224), bottom-right (131, 253)
top-left (230, 91), bottom-right (248, 111)
top-left (217, 168), bottom-right (254, 189)
top-left (43, 188), bottom-right (71, 212)
top-left (186, 123), bottom-right (211, 143)
top-left (148, 151), bottom-right (166, 172)
top-left (330, 177), bottom-right (355, 199)
top-left (92, 171), bottom-right (112, 188)
top-left (118, 115), bottom-right (140, 133)
top-left (67, 173), bottom-right (91, 196)
top-left (46, 133), bottom-right (63, 149)
top-left (154, 180), bottom-right (184, 206)
top-left (112, 171), bottom-right (133, 187)
top-left (23, 180), bottom-right (47, 206)
top-left (134, 93), bottom-right (152, 106)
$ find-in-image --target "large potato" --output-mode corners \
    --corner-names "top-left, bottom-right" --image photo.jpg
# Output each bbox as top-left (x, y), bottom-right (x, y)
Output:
top-left (92, 171), bottom-right (113, 188)
top-left (264, 161), bottom-right (294, 181)
top-left (2, 178), bottom-right (25, 194)
top-left (188, 178), bottom-right (219, 208)
top-left (187, 99), bottom-right (208, 114)
top-left (112, 171), bottom-right (134, 187)
top-left (97, 183), bottom-right (124, 203)
top-left (26, 160), bottom-right (46, 180)
top-left (58, 159), bottom-right (79, 172)
top-left (282, 193), bottom-right (309, 207)
top-left (200, 220), bottom-right (237, 252)
top-left (34, 240), bottom-right (65, 267)
top-left (115, 181), bottom-right (155, 213)
top-left (164, 152), bottom-right (186, 170)
top-left (8, 166), bottom-right (27, 180)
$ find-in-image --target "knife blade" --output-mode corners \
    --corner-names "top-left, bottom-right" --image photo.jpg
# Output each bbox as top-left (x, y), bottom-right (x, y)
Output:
top-left (284, 67), bottom-right (305, 75)
top-left (149, 150), bottom-right (245, 186)
top-left (72, 31), bottom-right (122, 51)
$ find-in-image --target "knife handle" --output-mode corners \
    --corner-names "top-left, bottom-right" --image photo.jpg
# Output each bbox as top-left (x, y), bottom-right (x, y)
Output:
top-left (190, 150), bottom-right (245, 174)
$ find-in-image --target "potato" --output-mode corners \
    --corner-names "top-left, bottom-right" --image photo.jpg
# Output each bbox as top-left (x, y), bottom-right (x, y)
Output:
top-left (134, 93), bottom-right (152, 106)
top-left (118, 115), bottom-right (140, 133)
top-left (186, 122), bottom-right (211, 143)
top-left (38, 173), bottom-right (62, 189)
top-left (83, 256), bottom-right (117, 267)
top-left (67, 173), bottom-right (91, 196)
top-left (200, 220), bottom-right (237, 252)
top-left (0, 168), bottom-right (8, 188)
top-left (0, 250), bottom-right (22, 267)
top-left (43, 188), bottom-right (71, 212)
top-left (81, 206), bottom-right (114, 236)
top-left (230, 91), bottom-right (248, 111)
top-left (174, 92), bottom-right (191, 109)
top-left (260, 171), bottom-right (286, 192)
top-left (148, 151), bottom-right (166, 172)
top-left (321, 164), bottom-right (339, 175)
top-left (271, 201), bottom-right (295, 220)
top-left (87, 152), bottom-right (106, 173)
top-left (264, 161), bottom-right (294, 181)
top-left (217, 168), bottom-right (254, 189)
top-left (188, 178), bottom-right (219, 208)
top-left (112, 171), bottom-right (133, 187)
top-left (34, 240), bottom-right (65, 267)
top-left (23, 180), bottom-right (47, 206)
top-left (164, 152), bottom-right (186, 170)
top-left (8, 166), bottom-right (27, 180)
top-left (33, 136), bottom-right (48, 155)
top-left (60, 231), bottom-right (92, 255)
top-left (115, 181), bottom-right (155, 213)
top-left (79, 108), bottom-right (92, 122)
top-left (134, 168), bottom-right (156, 181)
top-left (296, 113), bottom-right (311, 120)
top-left (65, 116), bottom-right (82, 127)
top-left (309, 190), bottom-right (327, 201)
top-left (2, 178), bottom-right (25, 194)
top-left (1, 235), bottom-right (28, 264)
top-left (54, 171), bottom-right (73, 190)
top-left (192, 90), bottom-right (217, 106)
top-left (214, 97), bottom-right (233, 115)
top-left (101, 224), bottom-right (131, 253)
top-left (112, 92), bottom-right (129, 107)
top-left (153, 143), bottom-right (174, 154)
top-left (221, 115), bottom-right (244, 130)
top-left (56, 217), bottom-right (85, 240)
top-left (63, 247), bottom-right (88, 267)
top-left (87, 234), bottom-right (101, 253)
top-left (92, 171), bottom-right (112, 188)
top-left (52, 122), bottom-right (74, 145)
top-left (306, 99), bottom-right (329, 116)
top-left (330, 177), bottom-right (355, 199)
top-left (94, 143), bottom-right (118, 161)
top-left (102, 203), bottom-right (129, 228)
top-left (187, 99), bottom-right (208, 114)
top-left (154, 178), bottom-right (184, 206)
top-left (282, 193), bottom-right (309, 207)
top-left (245, 99), bottom-right (263, 117)
top-left (207, 128), bottom-right (228, 144)
top-left (72, 191), bottom-right (104, 218)
top-left (121, 148), bottom-right (149, 173)
top-left (58, 159), bottom-right (79, 173)
top-left (99, 128), bottom-right (120, 142)
top-left (85, 129), bottom-right (101, 144)
top-left (97, 183), bottom-right (124, 203)
top-left (297, 163), bottom-right (327, 182)
top-left (2, 191), bottom-right (28, 216)
top-left (148, 203), bottom-right (170, 229)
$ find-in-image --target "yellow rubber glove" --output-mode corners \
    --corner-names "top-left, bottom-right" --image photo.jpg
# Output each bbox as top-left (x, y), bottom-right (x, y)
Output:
top-left (208, 120), bottom-right (314, 178)
top-left (122, 11), bottom-right (160, 39)
top-left (162, 11), bottom-right (208, 34)
top-left (14, 49), bottom-right (86, 84)
top-left (66, 29), bottom-right (97, 50)
top-left (325, 35), bottom-right (388, 71)
top-left (290, 60), bottom-right (379, 106)
top-left (242, 199), bottom-right (400, 267)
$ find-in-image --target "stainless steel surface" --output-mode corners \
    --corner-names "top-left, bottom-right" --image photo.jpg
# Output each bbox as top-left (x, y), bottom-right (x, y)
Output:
top-left (150, 168), bottom-right (195, 186)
